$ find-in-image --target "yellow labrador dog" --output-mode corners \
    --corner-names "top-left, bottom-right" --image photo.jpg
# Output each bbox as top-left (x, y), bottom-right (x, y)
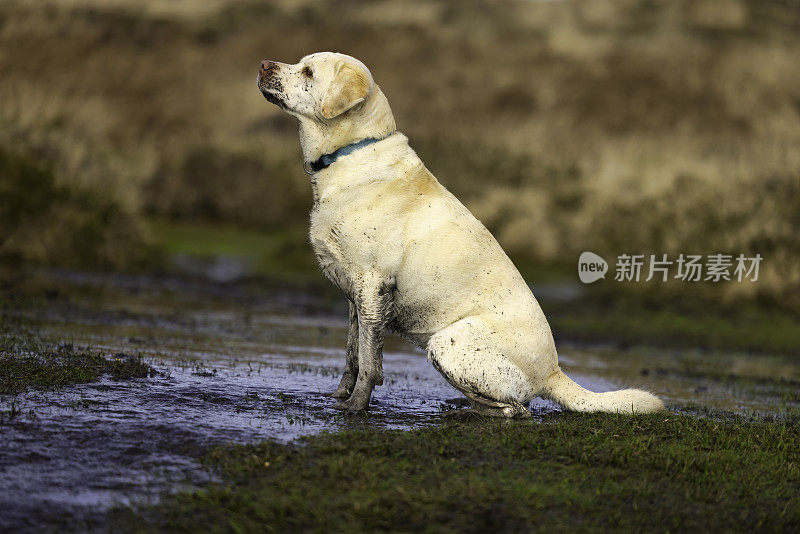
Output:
top-left (257, 52), bottom-right (663, 416)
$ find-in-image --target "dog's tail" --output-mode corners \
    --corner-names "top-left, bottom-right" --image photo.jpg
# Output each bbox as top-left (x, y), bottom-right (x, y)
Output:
top-left (543, 369), bottom-right (663, 414)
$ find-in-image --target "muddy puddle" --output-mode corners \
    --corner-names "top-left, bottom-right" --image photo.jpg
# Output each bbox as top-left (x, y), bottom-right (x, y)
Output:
top-left (1, 269), bottom-right (799, 532)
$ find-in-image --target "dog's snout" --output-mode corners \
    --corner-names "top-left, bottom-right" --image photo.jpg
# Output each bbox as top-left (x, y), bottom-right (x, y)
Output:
top-left (258, 59), bottom-right (285, 107)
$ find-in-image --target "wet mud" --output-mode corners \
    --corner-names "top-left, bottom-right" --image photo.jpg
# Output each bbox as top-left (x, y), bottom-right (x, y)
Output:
top-left (1, 269), bottom-right (798, 531)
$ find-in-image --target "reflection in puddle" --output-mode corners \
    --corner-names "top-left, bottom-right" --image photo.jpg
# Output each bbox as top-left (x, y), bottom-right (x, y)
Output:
top-left (1, 271), bottom-right (797, 531)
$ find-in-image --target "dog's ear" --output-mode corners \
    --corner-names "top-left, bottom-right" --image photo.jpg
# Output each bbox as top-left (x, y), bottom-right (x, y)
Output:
top-left (320, 62), bottom-right (373, 120)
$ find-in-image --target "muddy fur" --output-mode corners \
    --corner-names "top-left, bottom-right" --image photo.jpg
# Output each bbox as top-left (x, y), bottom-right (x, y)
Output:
top-left (258, 52), bottom-right (663, 416)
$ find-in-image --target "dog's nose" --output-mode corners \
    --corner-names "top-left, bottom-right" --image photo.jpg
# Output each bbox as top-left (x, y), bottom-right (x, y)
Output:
top-left (260, 60), bottom-right (273, 72)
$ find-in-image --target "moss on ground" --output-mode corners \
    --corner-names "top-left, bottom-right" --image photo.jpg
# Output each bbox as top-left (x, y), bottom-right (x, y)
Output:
top-left (0, 328), bottom-right (154, 395)
top-left (117, 411), bottom-right (799, 533)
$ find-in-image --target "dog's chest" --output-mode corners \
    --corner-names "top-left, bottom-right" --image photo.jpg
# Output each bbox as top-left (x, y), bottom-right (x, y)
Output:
top-left (309, 204), bottom-right (355, 298)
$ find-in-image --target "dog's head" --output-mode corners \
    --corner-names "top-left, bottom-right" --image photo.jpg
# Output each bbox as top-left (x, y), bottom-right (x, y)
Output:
top-left (258, 52), bottom-right (375, 120)
top-left (258, 52), bottom-right (396, 162)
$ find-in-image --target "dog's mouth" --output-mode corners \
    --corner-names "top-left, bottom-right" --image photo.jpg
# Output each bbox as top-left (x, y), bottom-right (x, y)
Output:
top-left (261, 88), bottom-right (286, 109)
top-left (257, 72), bottom-right (287, 109)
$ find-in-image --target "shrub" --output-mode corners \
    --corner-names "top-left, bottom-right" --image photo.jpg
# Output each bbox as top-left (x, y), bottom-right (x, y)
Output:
top-left (0, 147), bottom-right (154, 273)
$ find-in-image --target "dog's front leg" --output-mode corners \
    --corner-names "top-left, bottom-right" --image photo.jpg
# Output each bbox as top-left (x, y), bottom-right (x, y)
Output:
top-left (335, 272), bottom-right (393, 411)
top-left (330, 301), bottom-right (358, 399)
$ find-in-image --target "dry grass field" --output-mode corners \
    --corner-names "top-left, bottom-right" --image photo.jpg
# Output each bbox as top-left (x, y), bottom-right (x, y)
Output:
top-left (1, 0), bottom-right (799, 310)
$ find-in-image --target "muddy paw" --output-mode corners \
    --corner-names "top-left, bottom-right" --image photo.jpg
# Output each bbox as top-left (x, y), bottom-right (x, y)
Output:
top-left (333, 394), bottom-right (371, 411)
top-left (444, 397), bottom-right (471, 408)
top-left (328, 386), bottom-right (352, 399)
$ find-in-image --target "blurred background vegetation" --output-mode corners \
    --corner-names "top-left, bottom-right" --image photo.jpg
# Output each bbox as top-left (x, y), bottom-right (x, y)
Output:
top-left (1, 0), bottom-right (798, 347)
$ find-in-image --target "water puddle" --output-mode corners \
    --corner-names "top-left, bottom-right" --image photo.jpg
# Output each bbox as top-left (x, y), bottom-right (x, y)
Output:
top-left (1, 270), bottom-right (798, 531)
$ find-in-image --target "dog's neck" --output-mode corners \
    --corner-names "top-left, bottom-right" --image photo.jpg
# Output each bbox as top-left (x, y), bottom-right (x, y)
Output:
top-left (307, 133), bottom-right (417, 204)
top-left (297, 85), bottom-right (397, 166)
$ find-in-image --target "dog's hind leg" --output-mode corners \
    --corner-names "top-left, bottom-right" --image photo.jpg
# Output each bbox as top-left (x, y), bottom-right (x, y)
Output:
top-left (469, 400), bottom-right (531, 419)
top-left (427, 317), bottom-right (533, 419)
top-left (330, 301), bottom-right (358, 399)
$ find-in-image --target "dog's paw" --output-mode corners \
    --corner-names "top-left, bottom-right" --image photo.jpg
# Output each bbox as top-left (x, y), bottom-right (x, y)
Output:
top-left (333, 394), bottom-right (371, 411)
top-left (328, 386), bottom-right (352, 399)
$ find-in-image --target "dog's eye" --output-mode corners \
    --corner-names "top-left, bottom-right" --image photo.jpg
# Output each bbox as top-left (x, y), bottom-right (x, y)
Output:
top-left (302, 66), bottom-right (313, 78)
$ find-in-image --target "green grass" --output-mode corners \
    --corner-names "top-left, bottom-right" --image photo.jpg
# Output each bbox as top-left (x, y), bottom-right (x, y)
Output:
top-left (149, 218), bottom-right (319, 283)
top-left (545, 300), bottom-right (800, 357)
top-left (153, 219), bottom-right (290, 258)
top-left (0, 328), bottom-right (153, 395)
top-left (119, 411), bottom-right (800, 533)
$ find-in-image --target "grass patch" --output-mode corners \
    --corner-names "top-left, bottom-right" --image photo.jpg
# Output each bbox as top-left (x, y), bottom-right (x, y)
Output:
top-left (149, 218), bottom-right (320, 283)
top-left (119, 411), bottom-right (799, 532)
top-left (152, 218), bottom-right (292, 259)
top-left (545, 299), bottom-right (800, 356)
top-left (0, 328), bottom-right (154, 395)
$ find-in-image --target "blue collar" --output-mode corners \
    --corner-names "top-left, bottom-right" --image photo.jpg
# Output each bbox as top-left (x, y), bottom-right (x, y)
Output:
top-left (304, 137), bottom-right (385, 175)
